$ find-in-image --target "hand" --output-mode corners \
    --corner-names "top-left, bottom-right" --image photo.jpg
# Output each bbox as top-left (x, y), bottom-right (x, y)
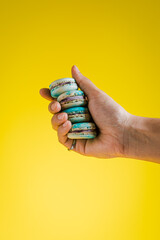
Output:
top-left (39, 65), bottom-right (130, 159)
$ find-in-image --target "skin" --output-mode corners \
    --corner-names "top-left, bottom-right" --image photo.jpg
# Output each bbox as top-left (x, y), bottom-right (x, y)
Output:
top-left (39, 65), bottom-right (160, 164)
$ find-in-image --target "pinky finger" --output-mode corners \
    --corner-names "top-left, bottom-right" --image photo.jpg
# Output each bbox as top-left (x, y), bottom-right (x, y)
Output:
top-left (57, 120), bottom-right (74, 150)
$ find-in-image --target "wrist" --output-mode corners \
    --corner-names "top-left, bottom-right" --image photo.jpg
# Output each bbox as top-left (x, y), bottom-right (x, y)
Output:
top-left (122, 114), bottom-right (160, 162)
top-left (122, 113), bottom-right (135, 158)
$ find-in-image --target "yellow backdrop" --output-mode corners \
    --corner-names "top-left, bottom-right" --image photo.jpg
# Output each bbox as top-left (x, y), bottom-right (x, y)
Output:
top-left (0, 0), bottom-right (160, 239)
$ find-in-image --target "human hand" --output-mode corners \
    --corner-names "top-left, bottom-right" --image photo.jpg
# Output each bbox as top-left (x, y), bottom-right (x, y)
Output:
top-left (39, 65), bottom-right (130, 159)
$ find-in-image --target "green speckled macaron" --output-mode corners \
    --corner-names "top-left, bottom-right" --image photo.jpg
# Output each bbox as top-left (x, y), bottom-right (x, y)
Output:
top-left (68, 122), bottom-right (97, 139)
top-left (57, 90), bottom-right (87, 109)
top-left (62, 107), bottom-right (91, 123)
top-left (49, 78), bottom-right (78, 98)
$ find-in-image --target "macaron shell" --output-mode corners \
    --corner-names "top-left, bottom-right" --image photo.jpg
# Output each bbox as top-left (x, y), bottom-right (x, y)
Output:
top-left (57, 90), bottom-right (85, 102)
top-left (61, 99), bottom-right (87, 109)
top-left (49, 78), bottom-right (76, 90)
top-left (50, 83), bottom-right (78, 98)
top-left (68, 114), bottom-right (91, 123)
top-left (68, 131), bottom-right (97, 139)
top-left (71, 122), bottom-right (96, 131)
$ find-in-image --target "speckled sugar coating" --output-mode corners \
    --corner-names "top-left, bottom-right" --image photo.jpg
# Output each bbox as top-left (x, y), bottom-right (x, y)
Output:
top-left (49, 78), bottom-right (78, 98)
top-left (62, 107), bottom-right (91, 123)
top-left (68, 122), bottom-right (97, 139)
top-left (57, 90), bottom-right (87, 109)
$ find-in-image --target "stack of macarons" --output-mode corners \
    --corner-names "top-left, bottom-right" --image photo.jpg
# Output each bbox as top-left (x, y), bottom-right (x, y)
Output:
top-left (49, 78), bottom-right (97, 139)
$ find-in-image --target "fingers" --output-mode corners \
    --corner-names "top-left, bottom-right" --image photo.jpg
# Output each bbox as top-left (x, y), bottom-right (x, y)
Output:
top-left (51, 112), bottom-right (68, 130)
top-left (50, 109), bottom-right (73, 149)
top-left (57, 120), bottom-right (73, 149)
top-left (49, 106), bottom-right (73, 150)
top-left (52, 116), bottom-right (88, 154)
top-left (39, 88), bottom-right (56, 101)
top-left (50, 113), bottom-right (74, 150)
top-left (71, 65), bottom-right (100, 99)
top-left (39, 76), bottom-right (96, 153)
top-left (48, 101), bottom-right (61, 113)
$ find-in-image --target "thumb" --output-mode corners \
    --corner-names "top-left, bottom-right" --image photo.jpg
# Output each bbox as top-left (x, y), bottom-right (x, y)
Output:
top-left (71, 65), bottom-right (99, 99)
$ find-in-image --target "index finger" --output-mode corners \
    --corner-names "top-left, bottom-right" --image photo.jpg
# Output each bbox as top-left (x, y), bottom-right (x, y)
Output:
top-left (39, 88), bottom-right (56, 101)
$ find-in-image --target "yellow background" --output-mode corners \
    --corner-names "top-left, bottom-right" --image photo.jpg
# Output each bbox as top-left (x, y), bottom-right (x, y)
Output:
top-left (0, 0), bottom-right (160, 239)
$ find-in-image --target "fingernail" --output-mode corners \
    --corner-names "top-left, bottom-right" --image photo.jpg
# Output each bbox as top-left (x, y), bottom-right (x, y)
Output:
top-left (63, 121), bottom-right (68, 127)
top-left (74, 65), bottom-right (80, 72)
top-left (57, 113), bottom-right (64, 120)
top-left (51, 103), bottom-right (57, 111)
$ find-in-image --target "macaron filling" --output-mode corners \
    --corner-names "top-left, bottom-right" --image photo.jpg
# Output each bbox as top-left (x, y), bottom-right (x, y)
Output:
top-left (68, 113), bottom-right (89, 117)
top-left (62, 107), bottom-right (89, 114)
top-left (60, 96), bottom-right (85, 104)
top-left (50, 81), bottom-right (74, 91)
top-left (69, 129), bottom-right (95, 133)
top-left (57, 90), bottom-right (85, 102)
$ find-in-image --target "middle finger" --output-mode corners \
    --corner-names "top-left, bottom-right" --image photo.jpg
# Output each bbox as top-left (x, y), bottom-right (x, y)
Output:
top-left (51, 112), bottom-right (68, 130)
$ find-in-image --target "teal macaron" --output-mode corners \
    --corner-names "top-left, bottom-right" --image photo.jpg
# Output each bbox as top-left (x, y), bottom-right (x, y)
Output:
top-left (49, 78), bottom-right (78, 98)
top-left (62, 107), bottom-right (91, 123)
top-left (68, 122), bottom-right (97, 139)
top-left (57, 90), bottom-right (87, 109)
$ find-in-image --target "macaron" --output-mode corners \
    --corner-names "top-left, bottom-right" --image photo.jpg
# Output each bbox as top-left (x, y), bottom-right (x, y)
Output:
top-left (49, 78), bottom-right (78, 98)
top-left (62, 107), bottom-right (91, 123)
top-left (68, 122), bottom-right (97, 139)
top-left (57, 90), bottom-right (87, 109)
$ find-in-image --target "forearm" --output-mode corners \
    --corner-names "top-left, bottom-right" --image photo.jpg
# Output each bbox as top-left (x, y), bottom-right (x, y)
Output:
top-left (124, 115), bottom-right (160, 163)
